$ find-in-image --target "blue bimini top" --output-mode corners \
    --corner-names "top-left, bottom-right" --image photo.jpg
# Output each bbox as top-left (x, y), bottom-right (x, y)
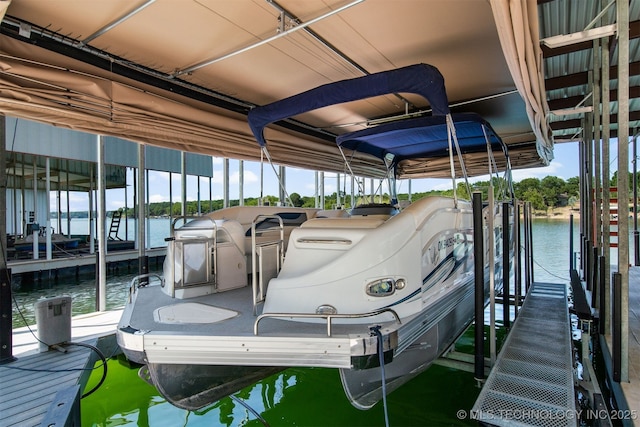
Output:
top-left (247, 63), bottom-right (450, 148)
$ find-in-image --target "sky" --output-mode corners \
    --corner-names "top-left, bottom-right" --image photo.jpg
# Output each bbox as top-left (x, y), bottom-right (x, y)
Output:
top-left (54, 139), bottom-right (629, 212)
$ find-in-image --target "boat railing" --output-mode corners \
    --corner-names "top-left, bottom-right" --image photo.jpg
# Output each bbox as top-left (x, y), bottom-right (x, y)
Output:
top-left (251, 215), bottom-right (284, 315)
top-left (128, 273), bottom-right (165, 303)
top-left (253, 308), bottom-right (402, 337)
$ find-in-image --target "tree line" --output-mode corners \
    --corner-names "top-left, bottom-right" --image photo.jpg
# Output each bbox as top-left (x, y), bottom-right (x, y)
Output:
top-left (109, 174), bottom-right (587, 217)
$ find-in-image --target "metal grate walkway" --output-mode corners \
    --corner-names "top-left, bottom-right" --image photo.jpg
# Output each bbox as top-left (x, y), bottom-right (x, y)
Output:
top-left (472, 282), bottom-right (577, 427)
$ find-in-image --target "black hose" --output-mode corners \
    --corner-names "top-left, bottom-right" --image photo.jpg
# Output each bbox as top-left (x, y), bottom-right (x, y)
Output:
top-left (66, 341), bottom-right (108, 398)
top-left (371, 325), bottom-right (390, 427)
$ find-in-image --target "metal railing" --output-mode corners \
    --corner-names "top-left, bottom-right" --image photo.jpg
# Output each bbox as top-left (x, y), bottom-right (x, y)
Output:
top-left (254, 308), bottom-right (401, 337)
top-left (128, 273), bottom-right (164, 303)
top-left (251, 215), bottom-right (284, 314)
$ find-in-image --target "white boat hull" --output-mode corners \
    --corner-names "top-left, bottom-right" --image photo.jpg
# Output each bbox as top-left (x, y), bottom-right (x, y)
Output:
top-left (117, 198), bottom-right (508, 410)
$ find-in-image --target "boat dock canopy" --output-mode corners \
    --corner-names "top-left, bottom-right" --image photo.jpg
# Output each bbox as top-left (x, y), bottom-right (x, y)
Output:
top-left (5, 116), bottom-right (214, 192)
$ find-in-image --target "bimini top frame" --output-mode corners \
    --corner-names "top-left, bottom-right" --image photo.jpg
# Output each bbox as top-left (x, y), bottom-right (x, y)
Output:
top-left (247, 63), bottom-right (512, 204)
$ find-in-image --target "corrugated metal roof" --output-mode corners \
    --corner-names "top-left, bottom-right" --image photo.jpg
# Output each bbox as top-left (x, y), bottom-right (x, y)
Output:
top-left (539, 0), bottom-right (640, 142)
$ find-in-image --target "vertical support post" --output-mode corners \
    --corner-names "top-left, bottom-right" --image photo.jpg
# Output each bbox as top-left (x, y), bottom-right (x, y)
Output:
top-left (336, 173), bottom-right (341, 207)
top-left (197, 175), bottom-right (201, 215)
top-left (0, 268), bottom-right (13, 364)
top-left (96, 135), bottom-right (107, 311)
top-left (181, 152), bottom-right (187, 217)
top-left (616, 0), bottom-right (630, 382)
top-left (209, 176), bottom-right (213, 212)
top-left (502, 202), bottom-right (510, 329)
top-left (523, 202), bottom-right (531, 292)
top-left (137, 143), bottom-right (148, 281)
top-left (124, 168), bottom-right (129, 240)
top-left (279, 165), bottom-right (286, 205)
top-left (592, 246), bottom-right (599, 308)
top-left (168, 171), bottom-right (173, 224)
top-left (32, 156), bottom-right (39, 260)
top-left (586, 240), bottom-right (592, 291)
top-left (472, 192), bottom-right (485, 380)
top-left (0, 115), bottom-right (14, 364)
top-left (515, 202), bottom-right (521, 318)
top-left (612, 272), bottom-right (622, 382)
top-left (351, 175), bottom-right (355, 208)
top-left (314, 172), bottom-right (319, 208)
top-left (239, 160), bottom-right (244, 206)
top-left (223, 158), bottom-right (229, 208)
top-left (601, 25), bottom-right (611, 336)
top-left (45, 157), bottom-right (52, 261)
top-left (320, 171), bottom-right (325, 209)
top-left (527, 202), bottom-right (534, 286)
top-left (569, 213), bottom-right (574, 272)
top-left (488, 187), bottom-right (495, 365)
top-left (599, 256), bottom-right (606, 335)
top-left (66, 162), bottom-right (71, 237)
top-left (634, 133), bottom-right (639, 266)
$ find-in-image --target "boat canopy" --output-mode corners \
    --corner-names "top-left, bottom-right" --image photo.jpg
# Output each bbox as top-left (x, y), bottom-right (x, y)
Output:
top-left (248, 63), bottom-right (509, 181)
top-left (336, 113), bottom-right (505, 167)
top-left (248, 63), bottom-right (450, 147)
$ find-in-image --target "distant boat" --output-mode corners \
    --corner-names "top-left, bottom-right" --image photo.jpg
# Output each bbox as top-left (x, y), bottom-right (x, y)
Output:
top-left (117, 63), bottom-right (514, 410)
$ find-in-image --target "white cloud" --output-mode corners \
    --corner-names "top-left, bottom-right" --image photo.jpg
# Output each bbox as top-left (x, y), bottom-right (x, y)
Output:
top-left (149, 194), bottom-right (169, 203)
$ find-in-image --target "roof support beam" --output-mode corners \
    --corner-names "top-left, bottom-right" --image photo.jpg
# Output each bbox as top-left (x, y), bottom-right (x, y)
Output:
top-left (171, 0), bottom-right (364, 78)
top-left (545, 61), bottom-right (640, 90)
top-left (79, 0), bottom-right (156, 46)
top-left (548, 86), bottom-right (640, 110)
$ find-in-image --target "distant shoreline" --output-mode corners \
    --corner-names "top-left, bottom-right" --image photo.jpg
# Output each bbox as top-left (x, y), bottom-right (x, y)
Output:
top-left (533, 206), bottom-right (580, 220)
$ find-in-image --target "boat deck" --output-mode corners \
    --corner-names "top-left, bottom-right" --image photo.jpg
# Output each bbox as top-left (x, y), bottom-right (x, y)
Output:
top-left (121, 284), bottom-right (404, 369)
top-left (471, 282), bottom-right (576, 427)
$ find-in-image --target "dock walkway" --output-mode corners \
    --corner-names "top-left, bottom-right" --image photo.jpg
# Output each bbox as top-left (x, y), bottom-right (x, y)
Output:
top-left (0, 310), bottom-right (121, 427)
top-left (472, 282), bottom-right (576, 427)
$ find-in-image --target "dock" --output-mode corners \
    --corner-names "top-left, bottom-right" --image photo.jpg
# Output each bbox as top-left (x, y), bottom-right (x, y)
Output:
top-left (7, 247), bottom-right (166, 276)
top-left (600, 266), bottom-right (640, 425)
top-left (0, 310), bottom-right (121, 427)
top-left (472, 282), bottom-right (576, 426)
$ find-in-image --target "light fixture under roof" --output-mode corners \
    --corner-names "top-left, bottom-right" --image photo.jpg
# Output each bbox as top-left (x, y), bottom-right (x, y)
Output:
top-left (541, 24), bottom-right (617, 49)
top-left (551, 106), bottom-right (594, 117)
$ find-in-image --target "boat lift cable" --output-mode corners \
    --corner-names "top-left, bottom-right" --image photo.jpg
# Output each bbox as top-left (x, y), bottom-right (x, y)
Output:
top-left (521, 245), bottom-right (571, 282)
top-left (370, 325), bottom-right (390, 427)
top-left (8, 294), bottom-right (109, 397)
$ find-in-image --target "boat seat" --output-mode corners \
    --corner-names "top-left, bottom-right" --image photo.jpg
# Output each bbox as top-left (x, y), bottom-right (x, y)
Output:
top-left (314, 209), bottom-right (350, 218)
top-left (300, 217), bottom-right (385, 229)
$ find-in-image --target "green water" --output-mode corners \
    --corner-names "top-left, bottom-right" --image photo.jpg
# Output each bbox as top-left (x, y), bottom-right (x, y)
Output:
top-left (80, 326), bottom-right (509, 427)
top-left (82, 352), bottom-right (479, 427)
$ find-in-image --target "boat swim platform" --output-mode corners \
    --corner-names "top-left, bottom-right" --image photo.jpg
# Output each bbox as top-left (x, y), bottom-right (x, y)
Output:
top-left (1, 310), bottom-right (122, 427)
top-left (472, 282), bottom-right (577, 427)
